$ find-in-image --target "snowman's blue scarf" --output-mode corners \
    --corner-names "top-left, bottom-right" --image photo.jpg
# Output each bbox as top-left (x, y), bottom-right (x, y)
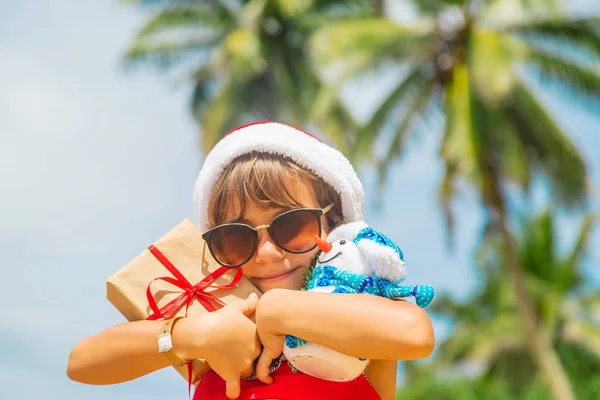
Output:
top-left (285, 265), bottom-right (435, 349)
top-left (308, 265), bottom-right (435, 307)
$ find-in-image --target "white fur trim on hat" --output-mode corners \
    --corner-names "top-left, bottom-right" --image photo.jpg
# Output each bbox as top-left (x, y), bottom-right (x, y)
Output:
top-left (193, 121), bottom-right (365, 229)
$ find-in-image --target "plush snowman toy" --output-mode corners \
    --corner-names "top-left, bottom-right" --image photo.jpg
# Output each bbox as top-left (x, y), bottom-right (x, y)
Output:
top-left (282, 221), bottom-right (435, 382)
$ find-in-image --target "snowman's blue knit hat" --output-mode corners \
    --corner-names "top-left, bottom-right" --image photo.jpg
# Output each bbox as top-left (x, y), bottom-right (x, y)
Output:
top-left (353, 227), bottom-right (405, 262)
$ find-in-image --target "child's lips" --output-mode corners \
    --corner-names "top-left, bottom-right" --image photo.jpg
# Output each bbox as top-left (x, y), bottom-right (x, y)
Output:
top-left (257, 267), bottom-right (299, 283)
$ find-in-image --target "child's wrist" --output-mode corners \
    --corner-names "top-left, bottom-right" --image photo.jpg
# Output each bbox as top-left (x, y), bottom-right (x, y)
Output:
top-left (171, 315), bottom-right (210, 361)
top-left (256, 288), bottom-right (293, 335)
top-left (170, 317), bottom-right (193, 360)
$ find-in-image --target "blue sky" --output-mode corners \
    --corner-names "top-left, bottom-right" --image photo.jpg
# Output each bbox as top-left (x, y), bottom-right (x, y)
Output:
top-left (1, 1), bottom-right (598, 399)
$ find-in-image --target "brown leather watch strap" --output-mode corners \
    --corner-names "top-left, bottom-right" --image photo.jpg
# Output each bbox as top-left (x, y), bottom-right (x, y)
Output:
top-left (157, 316), bottom-right (187, 367)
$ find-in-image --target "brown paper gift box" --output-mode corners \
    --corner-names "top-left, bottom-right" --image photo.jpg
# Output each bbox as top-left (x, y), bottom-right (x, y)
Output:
top-left (106, 218), bottom-right (261, 383)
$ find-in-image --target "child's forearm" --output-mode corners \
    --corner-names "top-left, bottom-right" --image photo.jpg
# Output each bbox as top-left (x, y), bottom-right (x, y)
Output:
top-left (66, 318), bottom-right (207, 385)
top-left (258, 289), bottom-right (435, 361)
top-left (67, 320), bottom-right (173, 384)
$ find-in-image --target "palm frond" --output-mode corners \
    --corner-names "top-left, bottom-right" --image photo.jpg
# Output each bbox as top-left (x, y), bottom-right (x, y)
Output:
top-left (560, 213), bottom-right (597, 284)
top-left (562, 319), bottom-right (600, 362)
top-left (579, 291), bottom-right (600, 315)
top-left (272, 56), bottom-right (305, 124)
top-left (440, 63), bottom-right (480, 179)
top-left (508, 16), bottom-right (600, 60)
top-left (121, 0), bottom-right (212, 6)
top-left (136, 5), bottom-right (231, 38)
top-left (439, 64), bottom-right (483, 237)
top-left (436, 323), bottom-right (482, 363)
top-left (309, 19), bottom-right (434, 70)
top-left (377, 78), bottom-right (437, 186)
top-left (498, 118), bottom-right (531, 191)
top-left (124, 38), bottom-right (217, 68)
top-left (238, 0), bottom-right (268, 31)
top-left (483, 0), bottom-right (563, 28)
top-left (190, 62), bottom-right (219, 116)
top-left (519, 209), bottom-right (556, 283)
top-left (525, 44), bottom-right (600, 102)
top-left (437, 314), bottom-right (524, 365)
top-left (319, 102), bottom-right (361, 155)
top-left (220, 28), bottom-right (267, 80)
top-left (350, 65), bottom-right (429, 164)
top-left (309, 51), bottom-right (376, 125)
top-left (274, 0), bottom-right (315, 17)
top-left (411, 0), bottom-right (466, 16)
top-left (438, 162), bottom-right (459, 244)
top-left (296, 0), bottom-right (373, 29)
top-left (428, 293), bottom-right (481, 321)
top-left (200, 79), bottom-right (240, 152)
top-left (465, 314), bottom-right (525, 363)
top-left (505, 80), bottom-right (589, 207)
top-left (470, 29), bottom-right (527, 103)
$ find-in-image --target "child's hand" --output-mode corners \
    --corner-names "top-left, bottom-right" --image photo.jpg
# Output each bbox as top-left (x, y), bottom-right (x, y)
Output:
top-left (173, 293), bottom-right (261, 399)
top-left (255, 325), bottom-right (284, 384)
top-left (255, 290), bottom-right (286, 385)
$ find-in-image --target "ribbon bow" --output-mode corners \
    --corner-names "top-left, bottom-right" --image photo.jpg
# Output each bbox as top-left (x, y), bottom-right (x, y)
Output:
top-left (144, 244), bottom-right (243, 397)
top-left (145, 244), bottom-right (242, 320)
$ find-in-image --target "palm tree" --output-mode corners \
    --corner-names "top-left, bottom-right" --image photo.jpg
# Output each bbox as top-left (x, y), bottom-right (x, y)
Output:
top-left (429, 210), bottom-right (600, 396)
top-left (121, 0), bottom-right (374, 153)
top-left (308, 2), bottom-right (599, 398)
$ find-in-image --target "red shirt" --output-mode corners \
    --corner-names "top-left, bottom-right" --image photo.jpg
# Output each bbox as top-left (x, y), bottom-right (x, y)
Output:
top-left (194, 362), bottom-right (381, 400)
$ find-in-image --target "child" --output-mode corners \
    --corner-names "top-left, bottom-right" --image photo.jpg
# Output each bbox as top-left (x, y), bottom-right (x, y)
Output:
top-left (67, 121), bottom-right (435, 400)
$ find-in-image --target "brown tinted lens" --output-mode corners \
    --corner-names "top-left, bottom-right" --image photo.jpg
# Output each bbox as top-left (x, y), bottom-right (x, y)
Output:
top-left (209, 225), bottom-right (256, 267)
top-left (271, 210), bottom-right (320, 253)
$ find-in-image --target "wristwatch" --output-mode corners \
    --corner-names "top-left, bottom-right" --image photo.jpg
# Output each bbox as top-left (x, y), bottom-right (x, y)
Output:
top-left (157, 316), bottom-right (187, 366)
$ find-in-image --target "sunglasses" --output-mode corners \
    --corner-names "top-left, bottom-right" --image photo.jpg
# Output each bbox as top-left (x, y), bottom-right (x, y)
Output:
top-left (202, 204), bottom-right (334, 268)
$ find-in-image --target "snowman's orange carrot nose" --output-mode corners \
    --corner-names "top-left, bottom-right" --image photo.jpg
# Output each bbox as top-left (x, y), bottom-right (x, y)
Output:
top-left (315, 236), bottom-right (333, 252)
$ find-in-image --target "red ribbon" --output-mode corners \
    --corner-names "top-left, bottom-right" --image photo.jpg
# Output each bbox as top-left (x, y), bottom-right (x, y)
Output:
top-left (144, 244), bottom-right (243, 396)
top-left (145, 244), bottom-right (242, 320)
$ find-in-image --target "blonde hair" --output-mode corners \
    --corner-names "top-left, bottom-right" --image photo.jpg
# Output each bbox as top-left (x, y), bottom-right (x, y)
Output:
top-left (208, 152), bottom-right (344, 230)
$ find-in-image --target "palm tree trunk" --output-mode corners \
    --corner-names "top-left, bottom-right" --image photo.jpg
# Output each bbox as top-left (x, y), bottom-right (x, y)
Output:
top-left (496, 202), bottom-right (576, 400)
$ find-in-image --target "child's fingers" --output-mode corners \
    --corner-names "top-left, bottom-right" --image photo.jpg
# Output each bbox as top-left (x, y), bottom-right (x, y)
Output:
top-left (233, 292), bottom-right (259, 316)
top-left (255, 352), bottom-right (274, 385)
top-left (240, 363), bottom-right (255, 378)
top-left (225, 378), bottom-right (241, 399)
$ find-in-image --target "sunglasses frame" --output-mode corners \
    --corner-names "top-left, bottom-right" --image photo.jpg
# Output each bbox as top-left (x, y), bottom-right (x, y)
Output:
top-left (202, 203), bottom-right (334, 268)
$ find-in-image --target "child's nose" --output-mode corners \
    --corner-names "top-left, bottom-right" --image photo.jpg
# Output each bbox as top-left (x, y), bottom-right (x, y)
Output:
top-left (254, 233), bottom-right (285, 264)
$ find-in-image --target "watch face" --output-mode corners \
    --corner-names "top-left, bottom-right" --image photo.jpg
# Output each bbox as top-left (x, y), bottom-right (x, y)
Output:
top-left (157, 333), bottom-right (173, 353)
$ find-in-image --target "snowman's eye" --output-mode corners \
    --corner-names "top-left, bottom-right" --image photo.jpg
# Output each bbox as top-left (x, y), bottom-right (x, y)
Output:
top-left (339, 240), bottom-right (346, 245)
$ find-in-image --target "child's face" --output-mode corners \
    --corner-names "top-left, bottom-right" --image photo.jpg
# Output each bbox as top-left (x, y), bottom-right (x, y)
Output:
top-left (222, 177), bottom-right (329, 293)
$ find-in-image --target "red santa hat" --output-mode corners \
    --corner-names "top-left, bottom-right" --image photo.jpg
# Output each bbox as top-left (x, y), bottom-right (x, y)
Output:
top-left (193, 121), bottom-right (365, 229)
